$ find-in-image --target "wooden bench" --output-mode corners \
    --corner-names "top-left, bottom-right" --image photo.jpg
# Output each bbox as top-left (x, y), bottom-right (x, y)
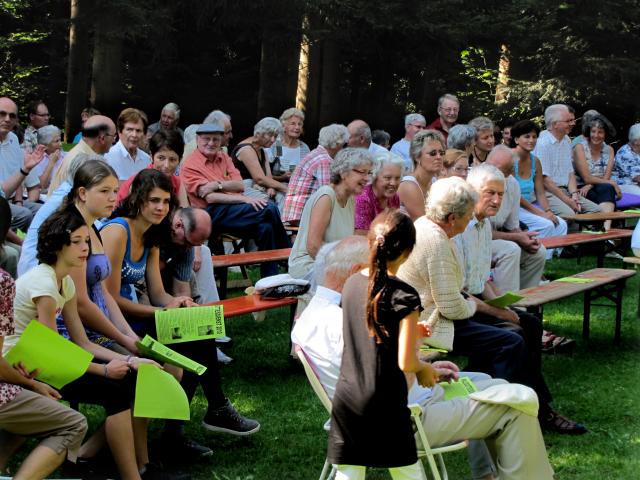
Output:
top-left (540, 228), bottom-right (632, 267)
top-left (212, 248), bottom-right (292, 299)
top-left (560, 211), bottom-right (640, 230)
top-left (512, 268), bottom-right (636, 344)
top-left (205, 294), bottom-right (298, 334)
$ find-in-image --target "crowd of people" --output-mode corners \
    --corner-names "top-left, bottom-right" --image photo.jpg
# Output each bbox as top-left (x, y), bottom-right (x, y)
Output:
top-left (1, 92), bottom-right (640, 479)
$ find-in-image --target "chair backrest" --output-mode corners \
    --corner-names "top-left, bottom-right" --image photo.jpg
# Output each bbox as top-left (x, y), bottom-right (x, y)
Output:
top-left (295, 345), bottom-right (333, 413)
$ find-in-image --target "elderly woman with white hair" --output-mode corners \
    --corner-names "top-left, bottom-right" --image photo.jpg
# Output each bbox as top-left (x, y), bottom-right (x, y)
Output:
top-left (289, 148), bottom-right (373, 279)
top-left (34, 125), bottom-right (65, 192)
top-left (469, 117), bottom-right (496, 165)
top-left (282, 123), bottom-right (349, 224)
top-left (268, 108), bottom-right (310, 181)
top-left (397, 129), bottom-right (445, 220)
top-left (231, 117), bottom-right (287, 207)
top-left (354, 150), bottom-right (404, 233)
top-left (613, 123), bottom-right (640, 196)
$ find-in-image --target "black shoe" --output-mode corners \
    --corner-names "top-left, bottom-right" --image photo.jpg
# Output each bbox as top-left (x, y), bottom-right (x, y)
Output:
top-left (202, 399), bottom-right (260, 436)
top-left (159, 431), bottom-right (213, 459)
top-left (142, 462), bottom-right (192, 480)
top-left (540, 410), bottom-right (587, 435)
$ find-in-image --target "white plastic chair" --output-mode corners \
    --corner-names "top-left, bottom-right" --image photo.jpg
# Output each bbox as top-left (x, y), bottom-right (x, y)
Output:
top-left (296, 346), bottom-right (468, 480)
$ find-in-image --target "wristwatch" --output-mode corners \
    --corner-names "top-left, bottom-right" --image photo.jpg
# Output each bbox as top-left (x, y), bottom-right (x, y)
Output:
top-left (217, 181), bottom-right (223, 191)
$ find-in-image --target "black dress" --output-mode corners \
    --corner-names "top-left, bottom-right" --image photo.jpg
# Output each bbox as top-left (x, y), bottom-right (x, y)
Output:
top-left (328, 272), bottom-right (423, 468)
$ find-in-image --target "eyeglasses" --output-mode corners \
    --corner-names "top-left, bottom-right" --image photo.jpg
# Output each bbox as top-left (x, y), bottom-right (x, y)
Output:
top-left (0, 110), bottom-right (17, 120)
top-left (352, 168), bottom-right (372, 176)
top-left (440, 108), bottom-right (459, 114)
top-left (453, 166), bottom-right (469, 173)
top-left (410, 124), bottom-right (426, 129)
top-left (425, 149), bottom-right (446, 157)
top-left (34, 113), bottom-right (50, 118)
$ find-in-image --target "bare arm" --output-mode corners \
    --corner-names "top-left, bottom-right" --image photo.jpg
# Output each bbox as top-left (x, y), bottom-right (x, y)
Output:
top-left (573, 144), bottom-right (615, 186)
top-left (305, 194), bottom-right (332, 259)
top-left (177, 181), bottom-right (189, 207)
top-left (397, 310), bottom-right (437, 387)
top-left (397, 181), bottom-right (425, 221)
top-left (237, 146), bottom-right (287, 193)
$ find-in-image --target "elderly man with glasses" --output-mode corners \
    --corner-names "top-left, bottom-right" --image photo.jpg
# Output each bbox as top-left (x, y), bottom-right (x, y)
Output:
top-left (181, 123), bottom-right (290, 278)
top-left (532, 104), bottom-right (600, 225)
top-left (22, 99), bottom-right (50, 153)
top-left (427, 93), bottom-right (460, 144)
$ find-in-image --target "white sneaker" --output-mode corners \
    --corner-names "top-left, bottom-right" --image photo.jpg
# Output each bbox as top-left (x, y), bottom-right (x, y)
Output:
top-left (216, 348), bottom-right (233, 364)
top-left (216, 336), bottom-right (232, 344)
top-left (605, 251), bottom-right (624, 260)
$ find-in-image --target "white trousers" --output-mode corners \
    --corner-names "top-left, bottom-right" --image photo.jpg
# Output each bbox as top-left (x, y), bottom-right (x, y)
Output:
top-left (193, 245), bottom-right (220, 303)
top-left (491, 239), bottom-right (546, 291)
top-left (620, 184), bottom-right (640, 196)
top-left (519, 207), bottom-right (568, 259)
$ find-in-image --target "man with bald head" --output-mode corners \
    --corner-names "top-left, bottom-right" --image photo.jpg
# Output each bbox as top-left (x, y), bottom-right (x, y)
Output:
top-left (486, 145), bottom-right (547, 291)
top-left (49, 114), bottom-right (117, 193)
top-left (347, 119), bottom-right (387, 155)
top-left (162, 206), bottom-right (219, 303)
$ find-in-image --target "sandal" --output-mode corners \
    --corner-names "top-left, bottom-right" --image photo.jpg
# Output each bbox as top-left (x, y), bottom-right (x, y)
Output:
top-left (542, 334), bottom-right (576, 353)
top-left (540, 410), bottom-right (587, 435)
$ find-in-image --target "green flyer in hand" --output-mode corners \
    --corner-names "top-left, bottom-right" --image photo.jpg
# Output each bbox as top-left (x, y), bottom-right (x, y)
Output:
top-left (5, 320), bottom-right (93, 389)
top-left (155, 305), bottom-right (225, 345)
top-left (485, 291), bottom-right (524, 309)
top-left (136, 335), bottom-right (207, 375)
top-left (134, 364), bottom-right (190, 420)
top-left (439, 377), bottom-right (478, 401)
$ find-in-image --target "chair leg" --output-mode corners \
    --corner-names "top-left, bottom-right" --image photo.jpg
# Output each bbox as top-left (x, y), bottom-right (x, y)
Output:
top-left (436, 453), bottom-right (448, 480)
top-left (319, 459), bottom-right (332, 480)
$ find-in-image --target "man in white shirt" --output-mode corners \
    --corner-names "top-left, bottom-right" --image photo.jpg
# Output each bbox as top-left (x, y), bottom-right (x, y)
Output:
top-left (486, 145), bottom-right (547, 291)
top-left (105, 108), bottom-right (150, 183)
top-left (532, 104), bottom-right (600, 225)
top-left (391, 113), bottom-right (426, 172)
top-left (293, 236), bottom-right (554, 480)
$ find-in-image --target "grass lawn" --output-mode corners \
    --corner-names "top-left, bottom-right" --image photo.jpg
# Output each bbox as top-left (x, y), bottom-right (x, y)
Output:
top-left (7, 255), bottom-right (640, 479)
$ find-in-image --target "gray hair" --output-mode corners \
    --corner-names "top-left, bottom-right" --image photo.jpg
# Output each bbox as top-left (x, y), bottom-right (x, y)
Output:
top-left (486, 144), bottom-right (515, 165)
top-left (36, 125), bottom-right (61, 145)
top-left (438, 93), bottom-right (460, 108)
top-left (426, 176), bottom-right (478, 223)
top-left (162, 102), bottom-right (180, 118)
top-left (280, 107), bottom-right (305, 123)
top-left (409, 129), bottom-right (445, 166)
top-left (371, 150), bottom-right (405, 180)
top-left (544, 104), bottom-right (568, 129)
top-left (404, 113), bottom-right (426, 127)
top-left (466, 163), bottom-right (505, 192)
top-left (317, 236), bottom-right (368, 287)
top-left (254, 117), bottom-right (282, 137)
top-left (350, 121), bottom-right (372, 142)
top-left (66, 153), bottom-right (107, 184)
top-left (183, 124), bottom-right (199, 144)
top-left (330, 147), bottom-right (373, 184)
top-left (628, 123), bottom-right (640, 143)
top-left (372, 129), bottom-right (390, 146)
top-left (203, 109), bottom-right (230, 124)
top-left (447, 124), bottom-right (477, 149)
top-left (318, 123), bottom-right (349, 149)
top-left (468, 117), bottom-right (494, 138)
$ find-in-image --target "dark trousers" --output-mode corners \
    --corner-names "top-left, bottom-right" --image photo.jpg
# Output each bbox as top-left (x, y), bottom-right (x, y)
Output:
top-left (206, 202), bottom-right (291, 277)
top-left (60, 370), bottom-right (136, 416)
top-left (453, 310), bottom-right (553, 412)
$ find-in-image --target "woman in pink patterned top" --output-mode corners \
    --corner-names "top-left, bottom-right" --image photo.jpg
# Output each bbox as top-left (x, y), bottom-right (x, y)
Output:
top-left (0, 195), bottom-right (87, 479)
top-left (354, 151), bottom-right (404, 234)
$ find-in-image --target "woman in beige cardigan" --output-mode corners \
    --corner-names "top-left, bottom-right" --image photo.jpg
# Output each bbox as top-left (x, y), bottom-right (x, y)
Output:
top-left (398, 176), bottom-right (586, 434)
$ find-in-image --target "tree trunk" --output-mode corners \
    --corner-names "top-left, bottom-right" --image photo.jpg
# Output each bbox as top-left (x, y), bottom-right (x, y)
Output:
top-left (495, 44), bottom-right (510, 103)
top-left (90, 8), bottom-right (123, 118)
top-left (318, 38), bottom-right (340, 127)
top-left (302, 12), bottom-right (323, 135)
top-left (64, 0), bottom-right (91, 143)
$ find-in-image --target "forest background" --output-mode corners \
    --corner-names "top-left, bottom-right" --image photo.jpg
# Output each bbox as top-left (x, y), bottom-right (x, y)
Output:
top-left (2, 0), bottom-right (640, 143)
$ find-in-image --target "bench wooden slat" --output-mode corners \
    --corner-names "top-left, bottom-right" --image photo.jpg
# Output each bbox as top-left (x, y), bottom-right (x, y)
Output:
top-left (623, 256), bottom-right (640, 265)
top-left (539, 229), bottom-right (631, 249)
top-left (560, 211), bottom-right (640, 222)
top-left (513, 268), bottom-right (635, 308)
top-left (205, 294), bottom-right (297, 318)
top-left (212, 248), bottom-right (292, 269)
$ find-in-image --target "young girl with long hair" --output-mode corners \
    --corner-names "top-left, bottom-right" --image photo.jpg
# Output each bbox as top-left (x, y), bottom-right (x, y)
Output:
top-left (60, 160), bottom-right (140, 354)
top-left (328, 210), bottom-right (437, 479)
top-left (102, 169), bottom-right (260, 443)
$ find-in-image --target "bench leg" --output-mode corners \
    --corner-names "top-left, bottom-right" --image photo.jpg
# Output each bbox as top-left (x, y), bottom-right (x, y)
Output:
top-left (614, 281), bottom-right (624, 344)
top-left (596, 241), bottom-right (604, 268)
top-left (583, 290), bottom-right (591, 340)
top-left (218, 266), bottom-right (229, 300)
